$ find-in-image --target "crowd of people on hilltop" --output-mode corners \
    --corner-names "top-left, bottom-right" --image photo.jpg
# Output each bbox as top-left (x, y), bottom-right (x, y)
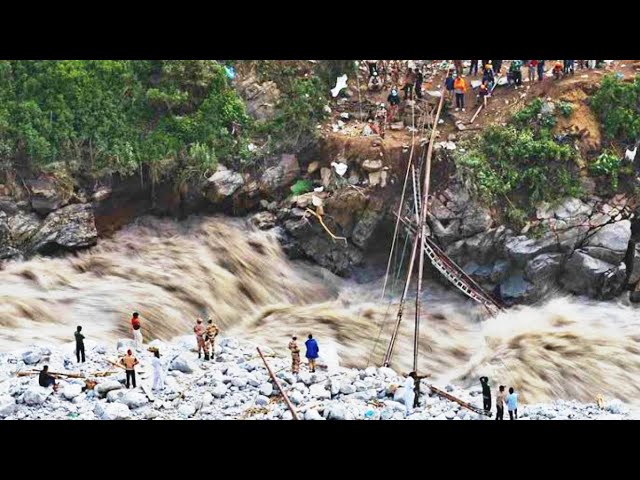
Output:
top-left (361, 60), bottom-right (609, 135)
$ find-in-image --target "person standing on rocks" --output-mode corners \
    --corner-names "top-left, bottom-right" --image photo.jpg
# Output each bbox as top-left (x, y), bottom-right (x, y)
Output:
top-left (411, 371), bottom-right (430, 408)
top-left (288, 336), bottom-right (301, 374)
top-left (120, 349), bottom-right (139, 389)
top-left (404, 373), bottom-right (416, 415)
top-left (387, 88), bottom-right (401, 122)
top-left (537, 60), bottom-right (546, 82)
top-left (480, 376), bottom-right (491, 412)
top-left (414, 68), bottom-right (424, 99)
top-left (38, 365), bottom-right (59, 392)
top-left (194, 318), bottom-right (207, 359)
top-left (305, 334), bottom-right (319, 373)
top-left (496, 385), bottom-right (506, 420)
top-left (506, 387), bottom-right (518, 420)
top-left (131, 312), bottom-right (143, 350)
top-left (75, 326), bottom-right (85, 363)
top-left (453, 75), bottom-right (467, 112)
top-left (402, 68), bottom-right (416, 101)
top-left (205, 318), bottom-right (219, 360)
top-left (149, 347), bottom-right (164, 391)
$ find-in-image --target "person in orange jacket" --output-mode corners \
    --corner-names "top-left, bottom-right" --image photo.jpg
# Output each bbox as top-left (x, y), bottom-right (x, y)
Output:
top-left (194, 318), bottom-right (207, 359)
top-left (453, 75), bottom-right (467, 112)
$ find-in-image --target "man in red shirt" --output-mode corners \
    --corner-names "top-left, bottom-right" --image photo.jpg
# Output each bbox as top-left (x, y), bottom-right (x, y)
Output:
top-left (194, 318), bottom-right (206, 359)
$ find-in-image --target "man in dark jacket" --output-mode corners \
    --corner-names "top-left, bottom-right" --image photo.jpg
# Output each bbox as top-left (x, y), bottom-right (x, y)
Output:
top-left (39, 365), bottom-right (58, 392)
top-left (305, 334), bottom-right (319, 373)
top-left (480, 376), bottom-right (491, 412)
top-left (75, 326), bottom-right (85, 363)
top-left (415, 69), bottom-right (424, 99)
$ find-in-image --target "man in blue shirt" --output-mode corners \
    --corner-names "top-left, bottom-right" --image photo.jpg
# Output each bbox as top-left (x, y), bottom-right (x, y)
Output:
top-left (305, 334), bottom-right (319, 373)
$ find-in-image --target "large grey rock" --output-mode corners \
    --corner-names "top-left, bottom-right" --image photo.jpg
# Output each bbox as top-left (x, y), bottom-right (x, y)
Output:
top-left (178, 403), bottom-right (197, 418)
top-left (250, 211), bottom-right (277, 230)
top-left (120, 391), bottom-right (149, 409)
top-left (351, 209), bottom-right (383, 249)
top-left (560, 250), bottom-right (626, 299)
top-left (95, 380), bottom-right (124, 397)
top-left (259, 383), bottom-right (274, 397)
top-left (499, 274), bottom-right (535, 303)
top-left (22, 386), bottom-right (52, 405)
top-left (212, 383), bottom-right (228, 398)
top-left (29, 203), bottom-right (97, 254)
top-left (524, 253), bottom-right (565, 284)
top-left (22, 350), bottom-right (42, 365)
top-left (235, 73), bottom-right (281, 122)
top-left (325, 403), bottom-right (347, 420)
top-left (309, 384), bottom-right (331, 400)
top-left (101, 402), bottom-right (131, 420)
top-left (255, 395), bottom-right (269, 406)
top-left (446, 226), bottom-right (513, 265)
top-left (628, 244), bottom-right (640, 285)
top-left (206, 166), bottom-right (245, 203)
top-left (584, 220), bottom-right (631, 264)
top-left (259, 154), bottom-right (300, 196)
top-left (361, 159), bottom-right (383, 172)
top-left (8, 211), bottom-right (42, 247)
top-left (460, 207), bottom-right (492, 238)
top-left (505, 226), bottom-right (588, 266)
top-left (0, 395), bottom-right (17, 418)
top-left (27, 179), bottom-right (64, 214)
top-left (62, 384), bottom-right (83, 400)
top-left (169, 354), bottom-right (195, 374)
top-left (304, 409), bottom-right (324, 421)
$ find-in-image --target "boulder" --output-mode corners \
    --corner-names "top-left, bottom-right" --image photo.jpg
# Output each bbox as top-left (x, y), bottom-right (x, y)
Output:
top-left (27, 179), bottom-right (64, 214)
top-left (560, 250), bottom-right (626, 299)
top-left (29, 203), bottom-right (98, 254)
top-left (259, 154), bottom-right (300, 196)
top-left (235, 73), bottom-right (281, 122)
top-left (206, 167), bottom-right (245, 203)
top-left (351, 209), bottom-right (384, 249)
top-left (101, 402), bottom-right (131, 420)
top-left (499, 274), bottom-right (535, 303)
top-left (120, 391), bottom-right (149, 409)
top-left (304, 409), bottom-right (324, 421)
top-left (0, 395), bottom-right (16, 418)
top-left (584, 220), bottom-right (631, 264)
top-left (460, 207), bottom-right (492, 238)
top-left (22, 350), bottom-right (42, 365)
top-left (106, 390), bottom-right (126, 403)
top-left (628, 244), bottom-right (640, 285)
top-left (249, 211), bottom-right (277, 231)
top-left (212, 383), bottom-right (228, 398)
top-left (178, 403), bottom-right (197, 418)
top-left (524, 253), bottom-right (565, 284)
top-left (325, 403), bottom-right (347, 420)
top-left (7, 211), bottom-right (42, 246)
top-left (62, 384), bottom-right (83, 400)
top-left (169, 354), bottom-right (195, 374)
top-left (22, 386), bottom-right (52, 405)
top-left (259, 383), bottom-right (274, 397)
top-left (95, 380), bottom-right (124, 397)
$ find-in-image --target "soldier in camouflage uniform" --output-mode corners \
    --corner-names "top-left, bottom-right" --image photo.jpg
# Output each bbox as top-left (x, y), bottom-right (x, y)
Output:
top-left (288, 336), bottom-right (301, 374)
top-left (205, 318), bottom-right (219, 360)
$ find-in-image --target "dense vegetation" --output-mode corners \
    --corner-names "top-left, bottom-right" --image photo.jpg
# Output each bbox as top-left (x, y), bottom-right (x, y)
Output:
top-left (455, 98), bottom-right (580, 227)
top-left (591, 74), bottom-right (640, 143)
top-left (0, 60), bottom-right (343, 188)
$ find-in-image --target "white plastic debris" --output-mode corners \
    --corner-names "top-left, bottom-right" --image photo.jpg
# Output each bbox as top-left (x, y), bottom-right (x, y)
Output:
top-left (313, 186), bottom-right (324, 193)
top-left (331, 75), bottom-right (348, 98)
top-left (323, 105), bottom-right (332, 114)
top-left (311, 195), bottom-right (323, 207)
top-left (247, 143), bottom-right (257, 152)
top-left (331, 161), bottom-right (348, 177)
top-left (625, 146), bottom-right (637, 162)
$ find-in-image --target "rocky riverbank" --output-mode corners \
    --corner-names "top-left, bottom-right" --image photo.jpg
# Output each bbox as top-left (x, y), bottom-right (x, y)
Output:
top-left (0, 335), bottom-right (633, 420)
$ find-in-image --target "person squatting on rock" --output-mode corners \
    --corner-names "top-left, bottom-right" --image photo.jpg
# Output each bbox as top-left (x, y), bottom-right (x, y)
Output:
top-left (120, 349), bottom-right (139, 389)
top-left (39, 365), bottom-right (58, 392)
top-left (288, 336), bottom-right (301, 374)
top-left (194, 317), bottom-right (207, 359)
top-left (131, 312), bottom-right (143, 350)
top-left (205, 318), bottom-right (219, 360)
top-left (305, 334), bottom-right (319, 373)
top-left (479, 376), bottom-right (492, 412)
top-left (507, 387), bottom-right (518, 420)
top-left (496, 385), bottom-right (506, 420)
top-left (149, 347), bottom-right (164, 391)
top-left (75, 325), bottom-right (85, 363)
